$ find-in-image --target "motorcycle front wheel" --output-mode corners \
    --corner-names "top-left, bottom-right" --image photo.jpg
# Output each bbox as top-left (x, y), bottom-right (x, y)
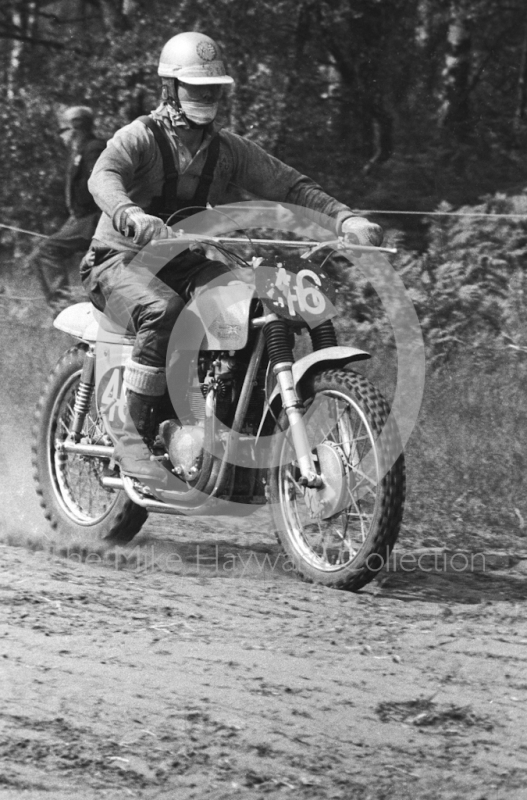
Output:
top-left (32, 344), bottom-right (147, 544)
top-left (268, 368), bottom-right (405, 592)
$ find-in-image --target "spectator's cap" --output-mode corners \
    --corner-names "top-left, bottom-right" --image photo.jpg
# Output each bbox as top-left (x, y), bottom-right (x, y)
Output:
top-left (158, 32), bottom-right (233, 85)
top-left (58, 106), bottom-right (94, 132)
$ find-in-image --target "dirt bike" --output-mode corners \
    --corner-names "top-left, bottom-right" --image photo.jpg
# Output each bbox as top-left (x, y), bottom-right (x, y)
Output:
top-left (32, 231), bottom-right (405, 592)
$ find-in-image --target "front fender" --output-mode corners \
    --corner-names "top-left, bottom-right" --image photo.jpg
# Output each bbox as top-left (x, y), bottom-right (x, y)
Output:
top-left (257, 345), bottom-right (370, 441)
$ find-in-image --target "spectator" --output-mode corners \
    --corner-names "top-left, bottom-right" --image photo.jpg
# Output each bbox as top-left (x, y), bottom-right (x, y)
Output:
top-left (28, 106), bottom-right (105, 316)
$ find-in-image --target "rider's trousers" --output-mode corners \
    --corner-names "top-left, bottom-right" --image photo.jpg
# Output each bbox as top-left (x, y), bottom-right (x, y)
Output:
top-left (80, 244), bottom-right (231, 367)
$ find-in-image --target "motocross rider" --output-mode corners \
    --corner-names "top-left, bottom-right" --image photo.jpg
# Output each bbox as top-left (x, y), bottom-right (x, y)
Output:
top-left (82, 31), bottom-right (383, 484)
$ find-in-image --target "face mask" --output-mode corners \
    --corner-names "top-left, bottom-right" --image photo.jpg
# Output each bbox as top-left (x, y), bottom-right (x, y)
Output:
top-left (179, 100), bottom-right (218, 126)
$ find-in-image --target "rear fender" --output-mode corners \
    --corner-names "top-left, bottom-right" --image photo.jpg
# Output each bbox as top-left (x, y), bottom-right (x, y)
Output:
top-left (256, 345), bottom-right (370, 442)
top-left (53, 302), bottom-right (94, 339)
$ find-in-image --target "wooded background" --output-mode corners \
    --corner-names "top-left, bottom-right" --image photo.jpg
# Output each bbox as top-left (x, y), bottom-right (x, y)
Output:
top-left (1, 0), bottom-right (526, 543)
top-left (2, 0), bottom-right (527, 359)
top-left (3, 0), bottom-right (527, 225)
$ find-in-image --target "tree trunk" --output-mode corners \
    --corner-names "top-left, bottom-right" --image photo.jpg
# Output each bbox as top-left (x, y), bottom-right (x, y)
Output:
top-left (122, 0), bottom-right (138, 15)
top-left (98, 0), bottom-right (126, 33)
top-left (6, 2), bottom-right (24, 100)
top-left (416, 0), bottom-right (433, 47)
top-left (438, 0), bottom-right (472, 141)
top-left (361, 106), bottom-right (394, 175)
top-left (272, 1), bottom-right (312, 160)
top-left (316, 2), bottom-right (393, 167)
top-left (514, 15), bottom-right (527, 130)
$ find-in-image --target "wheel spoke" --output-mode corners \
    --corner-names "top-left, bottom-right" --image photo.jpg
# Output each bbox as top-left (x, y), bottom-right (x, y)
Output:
top-left (349, 465), bottom-right (377, 488)
top-left (51, 374), bottom-right (116, 525)
top-left (275, 383), bottom-right (385, 574)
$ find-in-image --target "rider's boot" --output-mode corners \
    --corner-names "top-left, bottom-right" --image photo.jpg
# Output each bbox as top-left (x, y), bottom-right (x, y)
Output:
top-left (114, 390), bottom-right (160, 479)
top-left (114, 360), bottom-right (168, 486)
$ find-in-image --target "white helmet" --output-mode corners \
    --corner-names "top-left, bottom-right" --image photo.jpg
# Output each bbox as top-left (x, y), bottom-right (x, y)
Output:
top-left (158, 32), bottom-right (234, 85)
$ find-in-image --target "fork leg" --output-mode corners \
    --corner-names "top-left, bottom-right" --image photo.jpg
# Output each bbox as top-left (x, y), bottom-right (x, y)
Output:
top-left (274, 366), bottom-right (321, 488)
top-left (263, 314), bottom-right (321, 488)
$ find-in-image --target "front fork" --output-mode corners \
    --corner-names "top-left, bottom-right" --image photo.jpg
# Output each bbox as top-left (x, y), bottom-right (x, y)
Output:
top-left (263, 314), bottom-right (322, 488)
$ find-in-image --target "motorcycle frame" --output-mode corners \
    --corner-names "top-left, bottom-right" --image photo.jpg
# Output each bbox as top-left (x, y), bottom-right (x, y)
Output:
top-left (57, 326), bottom-right (370, 515)
top-left (57, 316), bottom-right (271, 513)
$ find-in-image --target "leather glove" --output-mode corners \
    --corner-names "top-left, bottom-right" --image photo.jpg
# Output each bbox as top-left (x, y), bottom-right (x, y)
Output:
top-left (120, 206), bottom-right (173, 246)
top-left (341, 216), bottom-right (383, 247)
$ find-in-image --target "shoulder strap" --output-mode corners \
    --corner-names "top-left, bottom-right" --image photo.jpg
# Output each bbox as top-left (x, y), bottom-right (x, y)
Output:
top-left (192, 133), bottom-right (221, 210)
top-left (137, 116), bottom-right (220, 220)
top-left (137, 115), bottom-right (178, 215)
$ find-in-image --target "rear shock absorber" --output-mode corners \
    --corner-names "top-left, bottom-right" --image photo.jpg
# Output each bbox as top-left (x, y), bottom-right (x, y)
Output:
top-left (263, 315), bottom-right (321, 487)
top-left (68, 346), bottom-right (96, 442)
top-left (310, 319), bottom-right (338, 350)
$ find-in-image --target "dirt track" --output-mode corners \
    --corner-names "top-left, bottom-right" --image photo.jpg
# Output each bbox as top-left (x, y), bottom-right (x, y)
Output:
top-left (2, 503), bottom-right (527, 799)
top-left (0, 291), bottom-right (526, 798)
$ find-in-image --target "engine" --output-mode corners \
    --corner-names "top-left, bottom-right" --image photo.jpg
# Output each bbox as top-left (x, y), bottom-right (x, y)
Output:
top-left (159, 351), bottom-right (237, 482)
top-left (159, 418), bottom-right (205, 481)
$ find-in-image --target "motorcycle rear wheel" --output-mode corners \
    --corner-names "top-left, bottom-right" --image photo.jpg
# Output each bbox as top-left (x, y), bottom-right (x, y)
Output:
top-left (32, 344), bottom-right (147, 544)
top-left (269, 368), bottom-right (405, 591)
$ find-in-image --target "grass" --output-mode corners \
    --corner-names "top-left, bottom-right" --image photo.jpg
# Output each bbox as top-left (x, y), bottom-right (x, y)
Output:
top-left (403, 352), bottom-right (527, 552)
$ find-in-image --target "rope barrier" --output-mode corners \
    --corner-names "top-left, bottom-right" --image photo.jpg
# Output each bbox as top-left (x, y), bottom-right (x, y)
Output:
top-left (354, 209), bottom-right (527, 219)
top-left (0, 294), bottom-right (46, 302)
top-left (1, 209), bottom-right (527, 244)
top-left (0, 222), bottom-right (49, 239)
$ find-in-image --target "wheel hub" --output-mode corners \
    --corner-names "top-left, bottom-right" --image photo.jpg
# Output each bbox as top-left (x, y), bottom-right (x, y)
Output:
top-left (305, 442), bottom-right (350, 520)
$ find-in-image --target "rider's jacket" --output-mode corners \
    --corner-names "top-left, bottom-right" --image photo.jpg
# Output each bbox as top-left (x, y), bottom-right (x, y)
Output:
top-left (88, 118), bottom-right (356, 252)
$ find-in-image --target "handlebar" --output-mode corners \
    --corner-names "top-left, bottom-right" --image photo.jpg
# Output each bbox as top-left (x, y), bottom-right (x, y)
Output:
top-left (150, 230), bottom-right (397, 256)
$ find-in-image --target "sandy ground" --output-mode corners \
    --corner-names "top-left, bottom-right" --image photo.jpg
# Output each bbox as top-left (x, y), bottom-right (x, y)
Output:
top-left (2, 489), bottom-right (527, 799)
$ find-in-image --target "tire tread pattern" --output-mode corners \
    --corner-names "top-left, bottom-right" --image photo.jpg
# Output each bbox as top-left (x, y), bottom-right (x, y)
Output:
top-left (269, 368), bottom-right (406, 592)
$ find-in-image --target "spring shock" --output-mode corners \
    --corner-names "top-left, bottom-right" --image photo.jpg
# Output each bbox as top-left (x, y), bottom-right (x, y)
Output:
top-left (68, 347), bottom-right (96, 442)
top-left (310, 319), bottom-right (338, 350)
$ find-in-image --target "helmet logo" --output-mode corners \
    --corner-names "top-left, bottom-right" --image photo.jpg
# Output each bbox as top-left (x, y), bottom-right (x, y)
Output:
top-left (196, 41), bottom-right (216, 61)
